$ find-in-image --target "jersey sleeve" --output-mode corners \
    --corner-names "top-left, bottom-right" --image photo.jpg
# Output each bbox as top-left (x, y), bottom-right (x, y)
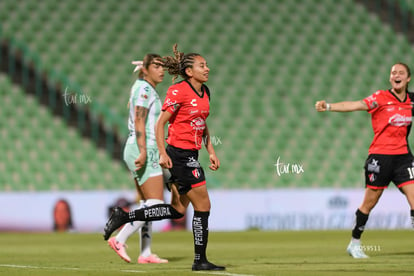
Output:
top-left (363, 90), bottom-right (381, 112)
top-left (162, 86), bottom-right (183, 114)
top-left (132, 84), bottom-right (151, 109)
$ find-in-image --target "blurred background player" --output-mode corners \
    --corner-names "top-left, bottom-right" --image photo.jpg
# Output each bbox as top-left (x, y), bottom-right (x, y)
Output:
top-left (107, 54), bottom-right (168, 264)
top-left (53, 198), bottom-right (74, 232)
top-left (315, 62), bottom-right (414, 258)
top-left (104, 44), bottom-right (225, 271)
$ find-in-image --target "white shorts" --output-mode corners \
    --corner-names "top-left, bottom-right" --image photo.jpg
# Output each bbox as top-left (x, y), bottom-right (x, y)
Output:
top-left (123, 136), bottom-right (162, 184)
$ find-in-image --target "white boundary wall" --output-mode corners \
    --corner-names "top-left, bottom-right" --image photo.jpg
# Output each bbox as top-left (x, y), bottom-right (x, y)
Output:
top-left (0, 188), bottom-right (410, 232)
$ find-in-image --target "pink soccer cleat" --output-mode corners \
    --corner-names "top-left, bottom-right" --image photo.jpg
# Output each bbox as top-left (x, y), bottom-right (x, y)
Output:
top-left (138, 254), bottom-right (168, 264)
top-left (108, 237), bottom-right (131, 263)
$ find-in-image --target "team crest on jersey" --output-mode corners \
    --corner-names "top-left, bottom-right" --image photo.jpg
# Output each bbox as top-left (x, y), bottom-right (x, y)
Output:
top-left (192, 169), bottom-right (200, 179)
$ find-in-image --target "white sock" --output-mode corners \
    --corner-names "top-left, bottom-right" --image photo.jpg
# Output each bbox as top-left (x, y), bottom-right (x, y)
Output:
top-left (139, 199), bottom-right (164, 257)
top-left (115, 221), bottom-right (144, 244)
top-left (140, 221), bottom-right (152, 257)
top-left (116, 201), bottom-right (146, 244)
top-left (145, 199), bottom-right (164, 206)
top-left (351, 238), bottom-right (361, 244)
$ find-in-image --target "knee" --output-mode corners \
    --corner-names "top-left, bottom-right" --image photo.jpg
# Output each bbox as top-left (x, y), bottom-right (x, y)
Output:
top-left (171, 203), bottom-right (187, 215)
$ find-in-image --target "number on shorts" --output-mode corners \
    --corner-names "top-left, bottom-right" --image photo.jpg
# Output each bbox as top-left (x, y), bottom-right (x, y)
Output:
top-left (148, 149), bottom-right (157, 162)
top-left (407, 167), bottom-right (414, 179)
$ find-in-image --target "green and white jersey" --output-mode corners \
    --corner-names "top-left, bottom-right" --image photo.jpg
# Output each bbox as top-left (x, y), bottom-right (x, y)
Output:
top-left (128, 79), bottom-right (161, 147)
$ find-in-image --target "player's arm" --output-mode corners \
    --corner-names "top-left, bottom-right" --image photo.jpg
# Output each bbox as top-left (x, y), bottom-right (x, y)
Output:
top-left (134, 105), bottom-right (148, 170)
top-left (157, 85), bottom-right (182, 169)
top-left (203, 124), bottom-right (220, 171)
top-left (155, 110), bottom-right (173, 169)
top-left (315, 100), bottom-right (368, 112)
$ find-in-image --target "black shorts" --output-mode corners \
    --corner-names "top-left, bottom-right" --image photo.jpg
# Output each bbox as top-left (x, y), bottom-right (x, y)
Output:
top-left (364, 153), bottom-right (414, 189)
top-left (166, 145), bottom-right (206, 195)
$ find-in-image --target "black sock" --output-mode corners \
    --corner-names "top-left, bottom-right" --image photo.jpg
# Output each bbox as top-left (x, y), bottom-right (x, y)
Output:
top-left (410, 210), bottom-right (414, 228)
top-left (128, 204), bottom-right (184, 222)
top-left (193, 211), bottom-right (209, 263)
top-left (352, 209), bottom-right (369, 239)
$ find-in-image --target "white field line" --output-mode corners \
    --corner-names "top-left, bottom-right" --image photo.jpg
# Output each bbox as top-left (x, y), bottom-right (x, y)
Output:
top-left (0, 264), bottom-right (80, 270)
top-left (0, 264), bottom-right (254, 275)
top-left (0, 264), bottom-right (147, 273)
top-left (120, 269), bottom-right (146, 273)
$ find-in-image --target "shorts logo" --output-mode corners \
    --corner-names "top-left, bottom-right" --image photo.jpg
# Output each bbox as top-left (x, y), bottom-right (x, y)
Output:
top-left (368, 173), bottom-right (376, 183)
top-left (367, 159), bottom-right (380, 173)
top-left (186, 157), bottom-right (200, 168)
top-left (192, 169), bottom-right (200, 179)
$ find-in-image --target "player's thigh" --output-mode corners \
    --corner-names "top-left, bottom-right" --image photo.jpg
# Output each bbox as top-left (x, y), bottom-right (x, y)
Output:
top-left (186, 184), bottom-right (211, 212)
top-left (393, 154), bottom-right (414, 188)
top-left (170, 184), bottom-right (190, 214)
top-left (123, 137), bottom-right (140, 173)
top-left (364, 154), bottom-right (392, 188)
top-left (140, 175), bottom-right (164, 200)
top-left (400, 184), bottom-right (414, 209)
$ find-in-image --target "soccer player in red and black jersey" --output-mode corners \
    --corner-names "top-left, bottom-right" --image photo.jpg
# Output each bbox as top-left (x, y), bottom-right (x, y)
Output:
top-left (315, 62), bottom-right (414, 258)
top-left (104, 44), bottom-right (224, 271)
top-left (156, 44), bottom-right (223, 271)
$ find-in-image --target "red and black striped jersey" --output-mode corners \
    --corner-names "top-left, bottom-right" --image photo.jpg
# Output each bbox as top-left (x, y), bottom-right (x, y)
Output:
top-left (162, 80), bottom-right (210, 151)
top-left (364, 89), bottom-right (414, 155)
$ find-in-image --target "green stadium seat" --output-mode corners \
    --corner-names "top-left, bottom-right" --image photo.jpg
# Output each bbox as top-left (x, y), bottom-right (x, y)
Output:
top-left (2, 0), bottom-right (413, 189)
top-left (0, 74), bottom-right (130, 191)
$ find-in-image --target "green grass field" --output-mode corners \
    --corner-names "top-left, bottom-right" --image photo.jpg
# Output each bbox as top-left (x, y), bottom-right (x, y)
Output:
top-left (0, 230), bottom-right (413, 276)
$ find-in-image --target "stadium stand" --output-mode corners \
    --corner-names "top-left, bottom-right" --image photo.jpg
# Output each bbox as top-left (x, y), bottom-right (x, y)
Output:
top-left (0, 74), bottom-right (131, 191)
top-left (0, 0), bottom-right (413, 189)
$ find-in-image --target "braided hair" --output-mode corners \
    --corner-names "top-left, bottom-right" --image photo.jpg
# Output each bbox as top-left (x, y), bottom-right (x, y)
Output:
top-left (163, 43), bottom-right (201, 83)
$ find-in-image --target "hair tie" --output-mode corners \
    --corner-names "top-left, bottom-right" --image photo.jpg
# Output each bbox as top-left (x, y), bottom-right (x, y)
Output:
top-left (131, 60), bottom-right (143, 73)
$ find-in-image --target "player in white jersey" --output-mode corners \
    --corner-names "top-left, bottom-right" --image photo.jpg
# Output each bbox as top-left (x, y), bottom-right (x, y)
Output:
top-left (107, 54), bottom-right (168, 264)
